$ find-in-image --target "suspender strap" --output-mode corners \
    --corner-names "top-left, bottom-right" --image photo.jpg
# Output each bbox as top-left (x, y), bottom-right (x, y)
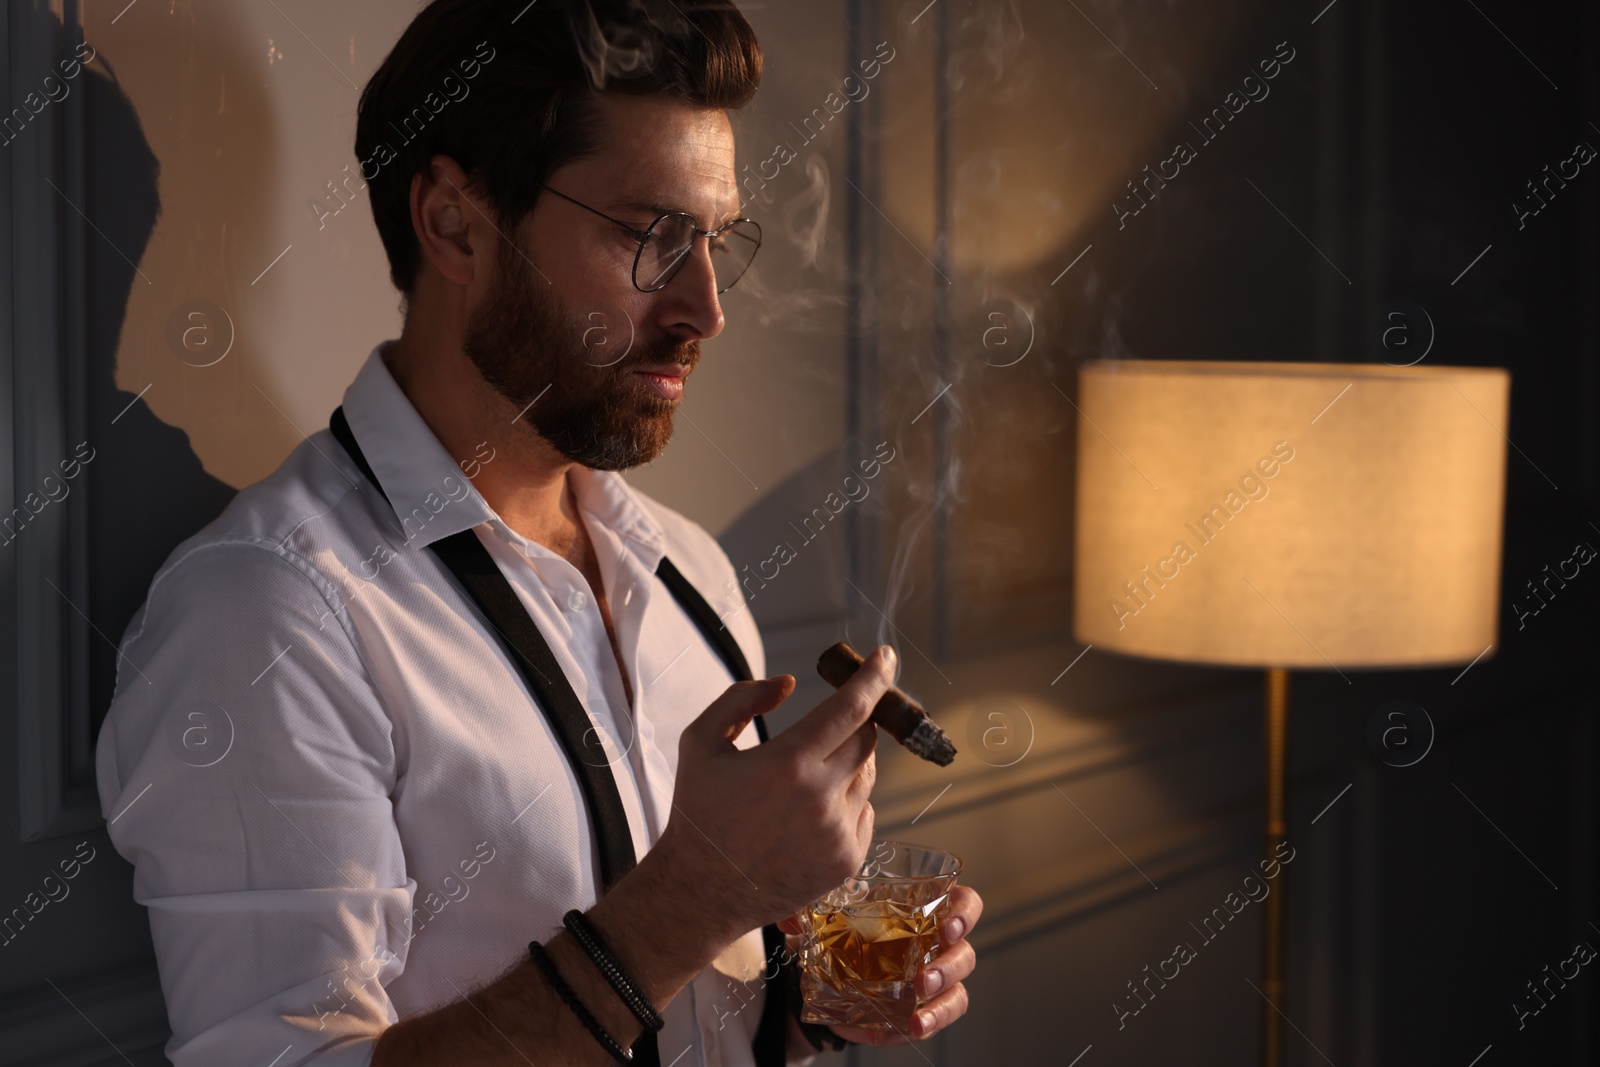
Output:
top-left (437, 529), bottom-right (645, 888)
top-left (331, 408), bottom-right (640, 888)
top-left (653, 558), bottom-right (768, 743)
top-left (329, 405), bottom-right (800, 1066)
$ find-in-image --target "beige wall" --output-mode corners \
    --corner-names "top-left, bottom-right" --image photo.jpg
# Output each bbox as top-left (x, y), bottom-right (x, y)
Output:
top-left (95, 0), bottom-right (851, 538)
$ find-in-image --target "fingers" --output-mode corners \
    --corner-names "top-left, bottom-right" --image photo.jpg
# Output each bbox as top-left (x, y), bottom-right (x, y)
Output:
top-left (918, 938), bottom-right (976, 998)
top-left (684, 675), bottom-right (795, 749)
top-left (853, 794), bottom-right (875, 855)
top-left (942, 884), bottom-right (983, 943)
top-left (783, 645), bottom-right (897, 760)
top-left (824, 981), bottom-right (972, 1047)
top-left (829, 716), bottom-right (878, 771)
top-left (910, 980), bottom-right (971, 1040)
top-left (845, 738), bottom-right (877, 801)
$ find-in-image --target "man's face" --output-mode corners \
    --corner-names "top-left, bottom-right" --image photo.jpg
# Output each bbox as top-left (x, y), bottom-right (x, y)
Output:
top-left (462, 93), bottom-right (740, 471)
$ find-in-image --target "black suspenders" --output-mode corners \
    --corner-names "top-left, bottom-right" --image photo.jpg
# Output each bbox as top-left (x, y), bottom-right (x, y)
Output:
top-left (329, 406), bottom-right (791, 1066)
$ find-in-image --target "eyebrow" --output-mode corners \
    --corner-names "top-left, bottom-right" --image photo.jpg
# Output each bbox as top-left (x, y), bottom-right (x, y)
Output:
top-left (614, 197), bottom-right (744, 229)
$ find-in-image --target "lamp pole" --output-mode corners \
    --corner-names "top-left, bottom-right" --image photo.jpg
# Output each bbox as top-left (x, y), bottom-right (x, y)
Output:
top-left (1261, 667), bottom-right (1290, 1067)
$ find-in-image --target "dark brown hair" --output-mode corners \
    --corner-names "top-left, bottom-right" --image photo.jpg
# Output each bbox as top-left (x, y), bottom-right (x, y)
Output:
top-left (355, 0), bottom-right (762, 298)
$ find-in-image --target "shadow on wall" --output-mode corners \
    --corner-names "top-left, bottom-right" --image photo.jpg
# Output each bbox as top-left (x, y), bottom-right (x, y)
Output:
top-left (76, 51), bottom-right (235, 740)
top-left (718, 441), bottom-right (898, 642)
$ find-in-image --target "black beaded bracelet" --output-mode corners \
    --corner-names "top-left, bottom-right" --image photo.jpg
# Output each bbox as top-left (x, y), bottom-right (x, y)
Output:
top-left (528, 939), bottom-right (632, 1064)
top-left (563, 909), bottom-right (666, 1035)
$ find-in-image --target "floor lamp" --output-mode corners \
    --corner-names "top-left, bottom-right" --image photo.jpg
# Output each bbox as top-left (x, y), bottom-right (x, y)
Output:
top-left (1071, 360), bottom-right (1510, 1065)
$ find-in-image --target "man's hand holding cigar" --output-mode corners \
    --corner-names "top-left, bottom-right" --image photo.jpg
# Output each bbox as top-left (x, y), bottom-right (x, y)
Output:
top-left (654, 644), bottom-right (982, 1050)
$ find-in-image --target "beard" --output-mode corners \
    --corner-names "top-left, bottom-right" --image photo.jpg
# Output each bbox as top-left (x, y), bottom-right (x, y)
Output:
top-left (462, 234), bottom-right (699, 471)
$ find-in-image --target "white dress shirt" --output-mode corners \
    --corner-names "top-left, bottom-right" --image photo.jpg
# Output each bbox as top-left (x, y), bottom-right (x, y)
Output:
top-left (95, 341), bottom-right (775, 1067)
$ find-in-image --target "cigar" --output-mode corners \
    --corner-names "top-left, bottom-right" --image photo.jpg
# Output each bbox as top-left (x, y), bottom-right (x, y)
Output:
top-left (816, 642), bottom-right (956, 767)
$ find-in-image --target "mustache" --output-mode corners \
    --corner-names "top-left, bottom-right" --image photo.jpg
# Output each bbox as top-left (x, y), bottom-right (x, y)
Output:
top-left (615, 338), bottom-right (700, 373)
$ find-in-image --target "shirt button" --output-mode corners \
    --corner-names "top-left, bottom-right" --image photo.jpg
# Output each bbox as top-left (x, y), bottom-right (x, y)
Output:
top-left (567, 589), bottom-right (589, 612)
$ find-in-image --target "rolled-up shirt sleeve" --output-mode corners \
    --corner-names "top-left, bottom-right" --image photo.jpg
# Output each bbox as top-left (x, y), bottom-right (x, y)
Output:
top-left (96, 539), bottom-right (411, 1067)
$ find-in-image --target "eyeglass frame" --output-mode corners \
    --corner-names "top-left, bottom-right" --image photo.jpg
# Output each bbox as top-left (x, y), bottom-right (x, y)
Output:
top-left (533, 182), bottom-right (762, 294)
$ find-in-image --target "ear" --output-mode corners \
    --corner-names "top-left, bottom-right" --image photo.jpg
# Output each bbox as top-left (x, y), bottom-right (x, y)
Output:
top-left (409, 155), bottom-right (491, 289)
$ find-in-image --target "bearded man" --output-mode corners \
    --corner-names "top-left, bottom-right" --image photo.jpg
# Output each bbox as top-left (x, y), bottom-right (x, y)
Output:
top-left (95, 2), bottom-right (981, 1064)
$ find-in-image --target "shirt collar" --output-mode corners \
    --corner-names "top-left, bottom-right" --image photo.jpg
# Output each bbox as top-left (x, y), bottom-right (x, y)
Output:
top-left (339, 341), bottom-right (498, 549)
top-left (340, 341), bottom-right (667, 562)
top-left (569, 464), bottom-right (666, 568)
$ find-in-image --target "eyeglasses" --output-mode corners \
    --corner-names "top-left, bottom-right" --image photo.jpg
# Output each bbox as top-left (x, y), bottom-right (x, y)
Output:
top-left (535, 183), bottom-right (762, 294)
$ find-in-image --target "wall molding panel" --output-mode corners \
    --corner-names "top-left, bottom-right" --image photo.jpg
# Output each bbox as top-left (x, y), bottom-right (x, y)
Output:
top-left (4, 0), bottom-right (101, 845)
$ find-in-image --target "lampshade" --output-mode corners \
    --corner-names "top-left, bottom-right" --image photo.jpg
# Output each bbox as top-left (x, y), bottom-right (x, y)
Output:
top-left (1072, 360), bottom-right (1511, 669)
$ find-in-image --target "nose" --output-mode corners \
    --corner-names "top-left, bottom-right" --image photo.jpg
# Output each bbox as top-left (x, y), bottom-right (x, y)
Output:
top-left (654, 233), bottom-right (726, 342)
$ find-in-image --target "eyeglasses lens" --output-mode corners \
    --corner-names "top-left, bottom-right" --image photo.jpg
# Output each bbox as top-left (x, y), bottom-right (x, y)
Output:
top-left (636, 216), bottom-right (761, 293)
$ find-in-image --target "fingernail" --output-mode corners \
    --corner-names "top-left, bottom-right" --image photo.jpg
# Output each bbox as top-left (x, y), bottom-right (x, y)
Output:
top-left (882, 645), bottom-right (897, 670)
top-left (918, 1010), bottom-right (935, 1034)
top-left (923, 969), bottom-right (943, 996)
top-left (944, 917), bottom-right (965, 941)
